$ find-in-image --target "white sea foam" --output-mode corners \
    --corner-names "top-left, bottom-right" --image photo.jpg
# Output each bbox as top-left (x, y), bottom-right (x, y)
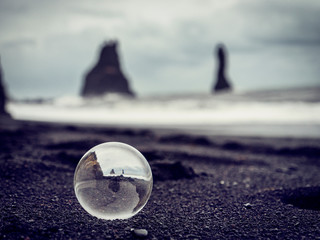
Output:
top-left (7, 88), bottom-right (320, 138)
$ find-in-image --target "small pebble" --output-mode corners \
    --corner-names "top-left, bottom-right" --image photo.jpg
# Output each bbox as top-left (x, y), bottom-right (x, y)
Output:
top-left (244, 203), bottom-right (252, 209)
top-left (131, 228), bottom-right (148, 238)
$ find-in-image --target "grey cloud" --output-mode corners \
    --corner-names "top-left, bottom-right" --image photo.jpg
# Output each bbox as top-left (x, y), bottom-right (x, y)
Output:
top-left (1, 0), bottom-right (320, 98)
top-left (174, 21), bottom-right (215, 61)
top-left (238, 0), bottom-right (320, 47)
top-left (70, 7), bottom-right (124, 19)
top-left (0, 1), bottom-right (30, 13)
top-left (1, 38), bottom-right (36, 49)
top-left (253, 37), bottom-right (320, 47)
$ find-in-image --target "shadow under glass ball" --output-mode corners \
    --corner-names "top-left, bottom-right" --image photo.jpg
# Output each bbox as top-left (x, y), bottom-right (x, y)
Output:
top-left (74, 142), bottom-right (153, 220)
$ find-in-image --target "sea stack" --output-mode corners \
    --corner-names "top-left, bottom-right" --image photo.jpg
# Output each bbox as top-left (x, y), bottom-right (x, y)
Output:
top-left (212, 44), bottom-right (232, 92)
top-left (81, 41), bottom-right (135, 97)
top-left (0, 57), bottom-right (11, 118)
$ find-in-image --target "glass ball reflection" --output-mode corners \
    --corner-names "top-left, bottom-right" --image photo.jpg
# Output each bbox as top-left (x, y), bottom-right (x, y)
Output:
top-left (74, 142), bottom-right (153, 220)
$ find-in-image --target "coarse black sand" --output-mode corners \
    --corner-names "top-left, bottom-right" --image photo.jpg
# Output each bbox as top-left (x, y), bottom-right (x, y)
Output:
top-left (1, 120), bottom-right (320, 239)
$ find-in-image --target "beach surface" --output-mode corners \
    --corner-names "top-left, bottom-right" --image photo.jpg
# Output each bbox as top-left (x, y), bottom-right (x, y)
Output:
top-left (1, 120), bottom-right (320, 239)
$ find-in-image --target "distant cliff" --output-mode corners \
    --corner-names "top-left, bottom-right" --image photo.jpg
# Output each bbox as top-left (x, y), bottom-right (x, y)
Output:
top-left (81, 41), bottom-right (135, 97)
top-left (0, 57), bottom-right (11, 117)
top-left (212, 44), bottom-right (232, 92)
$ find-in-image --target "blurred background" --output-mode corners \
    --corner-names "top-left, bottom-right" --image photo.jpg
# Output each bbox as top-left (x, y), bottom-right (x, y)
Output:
top-left (1, 0), bottom-right (320, 137)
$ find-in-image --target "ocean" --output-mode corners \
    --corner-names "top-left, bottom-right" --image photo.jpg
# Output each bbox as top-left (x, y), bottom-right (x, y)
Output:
top-left (7, 87), bottom-right (320, 138)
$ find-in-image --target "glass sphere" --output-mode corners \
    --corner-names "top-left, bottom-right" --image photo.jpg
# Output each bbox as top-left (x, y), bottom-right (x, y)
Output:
top-left (74, 142), bottom-right (153, 220)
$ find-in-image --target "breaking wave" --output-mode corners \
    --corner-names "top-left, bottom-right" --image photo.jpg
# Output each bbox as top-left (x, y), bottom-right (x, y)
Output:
top-left (7, 87), bottom-right (320, 138)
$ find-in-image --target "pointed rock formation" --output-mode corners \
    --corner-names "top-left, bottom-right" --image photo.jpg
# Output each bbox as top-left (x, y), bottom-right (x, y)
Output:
top-left (212, 44), bottom-right (232, 92)
top-left (81, 40), bottom-right (135, 97)
top-left (0, 57), bottom-right (11, 118)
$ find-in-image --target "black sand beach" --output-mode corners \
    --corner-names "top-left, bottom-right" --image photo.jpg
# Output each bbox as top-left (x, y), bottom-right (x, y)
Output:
top-left (1, 120), bottom-right (320, 239)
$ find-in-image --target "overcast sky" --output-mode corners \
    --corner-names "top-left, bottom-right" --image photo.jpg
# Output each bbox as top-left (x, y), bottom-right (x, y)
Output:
top-left (0, 0), bottom-right (320, 98)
